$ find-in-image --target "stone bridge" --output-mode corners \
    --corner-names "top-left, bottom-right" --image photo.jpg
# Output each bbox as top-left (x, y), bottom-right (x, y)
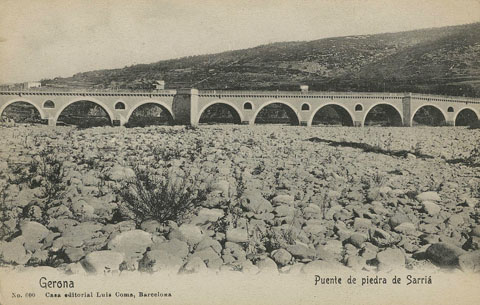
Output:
top-left (0, 88), bottom-right (479, 127)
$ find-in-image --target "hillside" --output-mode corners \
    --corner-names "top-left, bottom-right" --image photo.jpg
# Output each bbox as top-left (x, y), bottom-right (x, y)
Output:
top-left (41, 22), bottom-right (480, 97)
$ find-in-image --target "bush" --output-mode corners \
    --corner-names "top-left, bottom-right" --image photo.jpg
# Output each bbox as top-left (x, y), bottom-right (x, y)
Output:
top-left (35, 148), bottom-right (66, 201)
top-left (116, 164), bottom-right (207, 225)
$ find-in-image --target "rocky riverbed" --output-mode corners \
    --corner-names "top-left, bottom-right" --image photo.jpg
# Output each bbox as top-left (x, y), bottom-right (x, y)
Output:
top-left (0, 124), bottom-right (479, 275)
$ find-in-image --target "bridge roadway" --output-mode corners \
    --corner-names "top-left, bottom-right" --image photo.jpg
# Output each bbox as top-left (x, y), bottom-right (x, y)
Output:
top-left (0, 88), bottom-right (479, 126)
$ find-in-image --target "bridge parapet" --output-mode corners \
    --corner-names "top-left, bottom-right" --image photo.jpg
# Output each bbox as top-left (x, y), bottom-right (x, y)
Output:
top-left (0, 89), bottom-right (177, 97)
top-left (198, 90), bottom-right (406, 99)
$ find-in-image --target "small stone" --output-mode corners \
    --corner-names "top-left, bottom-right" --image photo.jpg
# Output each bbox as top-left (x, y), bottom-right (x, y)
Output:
top-left (178, 224), bottom-right (204, 245)
top-left (240, 191), bottom-right (273, 214)
top-left (191, 208), bottom-right (224, 225)
top-left (274, 205), bottom-right (295, 218)
top-left (394, 222), bottom-right (416, 235)
top-left (422, 201), bottom-right (441, 216)
top-left (226, 228), bottom-right (249, 243)
top-left (416, 191), bottom-right (441, 202)
top-left (140, 220), bottom-right (163, 234)
top-left (448, 214), bottom-right (464, 226)
top-left (272, 194), bottom-right (295, 206)
top-left (389, 213), bottom-right (411, 228)
top-left (353, 218), bottom-right (372, 230)
top-left (109, 165), bottom-right (135, 181)
top-left (211, 180), bottom-right (230, 196)
top-left (349, 233), bottom-right (367, 248)
top-left (286, 244), bottom-right (315, 260)
top-left (271, 249), bottom-right (292, 266)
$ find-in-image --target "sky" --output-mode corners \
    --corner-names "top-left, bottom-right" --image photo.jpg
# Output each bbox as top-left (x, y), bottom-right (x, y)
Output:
top-left (0, 0), bottom-right (479, 83)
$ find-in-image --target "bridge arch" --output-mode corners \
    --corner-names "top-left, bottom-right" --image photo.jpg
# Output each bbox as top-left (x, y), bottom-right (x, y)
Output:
top-left (253, 100), bottom-right (300, 125)
top-left (308, 103), bottom-right (354, 126)
top-left (197, 100), bottom-right (243, 124)
top-left (0, 99), bottom-right (46, 119)
top-left (454, 107), bottom-right (479, 126)
top-left (411, 104), bottom-right (447, 126)
top-left (55, 98), bottom-right (114, 124)
top-left (363, 103), bottom-right (403, 126)
top-left (126, 100), bottom-right (173, 122)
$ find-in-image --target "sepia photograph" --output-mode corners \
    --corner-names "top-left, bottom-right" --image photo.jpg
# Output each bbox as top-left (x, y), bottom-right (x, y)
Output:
top-left (0, 0), bottom-right (479, 304)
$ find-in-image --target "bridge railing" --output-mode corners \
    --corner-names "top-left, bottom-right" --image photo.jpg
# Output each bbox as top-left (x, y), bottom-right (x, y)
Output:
top-left (198, 90), bottom-right (405, 98)
top-left (0, 88), bottom-right (177, 95)
top-left (0, 88), bottom-right (479, 103)
top-left (198, 90), bottom-right (480, 103)
top-left (410, 93), bottom-right (480, 104)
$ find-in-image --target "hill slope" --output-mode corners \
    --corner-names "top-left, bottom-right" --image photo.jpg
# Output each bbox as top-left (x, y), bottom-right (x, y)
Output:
top-left (42, 22), bottom-right (480, 97)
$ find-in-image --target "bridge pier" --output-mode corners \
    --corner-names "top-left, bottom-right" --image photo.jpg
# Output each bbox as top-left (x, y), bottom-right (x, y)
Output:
top-left (446, 120), bottom-right (455, 126)
top-left (300, 121), bottom-right (310, 126)
top-left (173, 88), bottom-right (198, 126)
top-left (353, 121), bottom-right (363, 127)
top-left (47, 118), bottom-right (57, 126)
top-left (402, 94), bottom-right (412, 127)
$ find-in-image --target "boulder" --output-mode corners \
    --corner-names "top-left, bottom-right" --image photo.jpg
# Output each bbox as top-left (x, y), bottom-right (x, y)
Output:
top-left (416, 191), bottom-right (441, 202)
top-left (179, 256), bottom-right (208, 274)
top-left (271, 249), bottom-right (292, 266)
top-left (176, 224), bottom-right (204, 246)
top-left (458, 251), bottom-right (480, 273)
top-left (226, 228), bottom-right (249, 243)
top-left (376, 248), bottom-right (405, 271)
top-left (82, 251), bottom-right (124, 273)
top-left (286, 244), bottom-right (315, 260)
top-left (353, 218), bottom-right (372, 230)
top-left (191, 208), bottom-right (224, 225)
top-left (425, 242), bottom-right (466, 266)
top-left (139, 250), bottom-right (184, 272)
top-left (20, 221), bottom-right (50, 248)
top-left (240, 191), bottom-right (273, 214)
top-left (0, 239), bottom-right (31, 265)
top-left (255, 257), bottom-right (278, 274)
top-left (272, 194), bottom-right (295, 206)
top-left (109, 165), bottom-right (135, 181)
top-left (422, 201), bottom-right (441, 216)
top-left (151, 238), bottom-right (189, 259)
top-left (107, 229), bottom-right (152, 263)
top-left (394, 222), bottom-right (416, 235)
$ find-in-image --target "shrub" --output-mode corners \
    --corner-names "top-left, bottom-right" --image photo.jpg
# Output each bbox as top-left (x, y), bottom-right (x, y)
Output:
top-left (116, 164), bottom-right (208, 225)
top-left (36, 147), bottom-right (66, 201)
